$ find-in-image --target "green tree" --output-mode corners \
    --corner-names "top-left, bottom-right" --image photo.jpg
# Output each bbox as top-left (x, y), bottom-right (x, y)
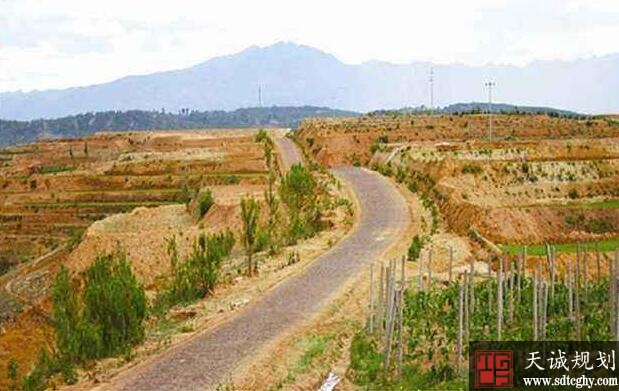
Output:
top-left (82, 255), bottom-right (147, 357)
top-left (279, 163), bottom-right (319, 243)
top-left (51, 267), bottom-right (84, 361)
top-left (162, 231), bottom-right (235, 306)
top-left (407, 235), bottom-right (423, 261)
top-left (196, 189), bottom-right (214, 218)
top-left (241, 197), bottom-right (260, 276)
top-left (7, 357), bottom-right (18, 391)
top-left (256, 129), bottom-right (280, 254)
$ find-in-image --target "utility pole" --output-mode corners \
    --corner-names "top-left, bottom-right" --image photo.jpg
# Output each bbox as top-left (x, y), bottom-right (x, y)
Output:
top-left (485, 81), bottom-right (495, 140)
top-left (258, 85), bottom-right (262, 107)
top-left (429, 67), bottom-right (434, 114)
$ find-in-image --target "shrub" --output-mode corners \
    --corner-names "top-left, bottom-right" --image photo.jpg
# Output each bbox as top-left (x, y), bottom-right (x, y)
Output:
top-left (197, 190), bottom-right (214, 218)
top-left (43, 256), bottom-right (146, 388)
top-left (585, 218), bottom-right (614, 234)
top-left (461, 163), bottom-right (483, 175)
top-left (568, 188), bottom-right (579, 199)
top-left (349, 333), bottom-right (382, 385)
top-left (82, 255), bottom-right (147, 357)
top-left (8, 358), bottom-right (18, 391)
top-left (161, 231), bottom-right (235, 307)
top-left (0, 255), bottom-right (15, 276)
top-left (407, 235), bottom-right (423, 261)
top-left (241, 197), bottom-right (260, 276)
top-left (222, 175), bottom-right (240, 185)
top-left (279, 164), bottom-right (320, 243)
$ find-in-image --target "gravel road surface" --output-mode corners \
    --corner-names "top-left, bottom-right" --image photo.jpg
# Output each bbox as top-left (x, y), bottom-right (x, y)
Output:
top-left (108, 138), bottom-right (408, 391)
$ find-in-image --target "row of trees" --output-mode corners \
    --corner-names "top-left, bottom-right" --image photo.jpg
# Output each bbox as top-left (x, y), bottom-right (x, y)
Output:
top-left (12, 255), bottom-right (148, 390)
top-left (156, 231), bottom-right (235, 310)
top-left (239, 130), bottom-right (323, 277)
top-left (12, 131), bottom-right (328, 389)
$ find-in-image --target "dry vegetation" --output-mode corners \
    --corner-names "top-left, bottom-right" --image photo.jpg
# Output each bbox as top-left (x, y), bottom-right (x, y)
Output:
top-left (298, 113), bottom-right (619, 248)
top-left (295, 113), bottom-right (619, 390)
top-left (0, 128), bottom-right (356, 390)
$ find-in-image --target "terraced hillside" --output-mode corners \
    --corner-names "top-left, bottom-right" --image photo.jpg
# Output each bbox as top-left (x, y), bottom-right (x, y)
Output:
top-left (0, 130), bottom-right (268, 267)
top-left (297, 113), bottom-right (619, 255)
top-left (0, 129), bottom-right (275, 387)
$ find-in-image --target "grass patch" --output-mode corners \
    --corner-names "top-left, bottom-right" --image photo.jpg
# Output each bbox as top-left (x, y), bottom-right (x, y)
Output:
top-left (268, 333), bottom-right (335, 390)
top-left (40, 164), bottom-right (76, 174)
top-left (500, 238), bottom-right (619, 256)
top-left (29, 201), bottom-right (177, 208)
top-left (298, 335), bottom-right (330, 372)
top-left (560, 199), bottom-right (619, 210)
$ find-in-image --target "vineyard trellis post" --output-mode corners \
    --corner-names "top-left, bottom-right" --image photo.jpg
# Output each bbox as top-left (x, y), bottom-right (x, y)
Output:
top-left (567, 261), bottom-right (573, 322)
top-left (428, 249), bottom-right (433, 287)
top-left (487, 256), bottom-right (493, 314)
top-left (464, 270), bottom-right (470, 340)
top-left (449, 246), bottom-right (453, 282)
top-left (575, 249), bottom-right (582, 340)
top-left (517, 253), bottom-right (523, 305)
top-left (418, 253), bottom-right (423, 291)
top-left (615, 277), bottom-right (619, 341)
top-left (582, 243), bottom-right (589, 303)
top-left (497, 258), bottom-right (503, 340)
top-left (595, 242), bottom-right (601, 280)
top-left (470, 259), bottom-right (476, 315)
top-left (610, 252), bottom-right (616, 336)
top-left (378, 264), bottom-right (385, 337)
top-left (369, 263), bottom-right (375, 333)
top-left (457, 281), bottom-right (464, 376)
top-left (541, 281), bottom-right (548, 341)
top-left (397, 273), bottom-right (405, 379)
top-left (509, 261), bottom-right (515, 324)
top-left (533, 266), bottom-right (538, 341)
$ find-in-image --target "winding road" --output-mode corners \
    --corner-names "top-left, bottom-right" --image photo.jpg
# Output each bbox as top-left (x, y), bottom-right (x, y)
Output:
top-left (106, 136), bottom-right (409, 390)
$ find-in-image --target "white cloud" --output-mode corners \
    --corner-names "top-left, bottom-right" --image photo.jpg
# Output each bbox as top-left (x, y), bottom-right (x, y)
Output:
top-left (0, 0), bottom-right (618, 91)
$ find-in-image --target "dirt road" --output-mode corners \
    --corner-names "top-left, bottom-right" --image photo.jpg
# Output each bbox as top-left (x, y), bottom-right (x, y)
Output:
top-left (106, 138), bottom-right (408, 391)
top-left (275, 136), bottom-right (303, 171)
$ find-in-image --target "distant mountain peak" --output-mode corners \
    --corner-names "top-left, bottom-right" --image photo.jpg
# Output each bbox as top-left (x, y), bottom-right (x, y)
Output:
top-left (0, 42), bottom-right (617, 120)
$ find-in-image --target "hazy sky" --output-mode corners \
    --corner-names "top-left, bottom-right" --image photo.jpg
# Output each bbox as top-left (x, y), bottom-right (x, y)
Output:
top-left (1, 0), bottom-right (619, 92)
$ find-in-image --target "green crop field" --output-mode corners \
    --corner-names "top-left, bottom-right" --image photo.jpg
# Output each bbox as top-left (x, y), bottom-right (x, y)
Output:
top-left (500, 238), bottom-right (619, 256)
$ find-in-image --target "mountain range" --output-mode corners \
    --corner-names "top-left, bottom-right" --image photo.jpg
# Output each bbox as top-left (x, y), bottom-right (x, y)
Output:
top-left (1, 42), bottom-right (618, 120)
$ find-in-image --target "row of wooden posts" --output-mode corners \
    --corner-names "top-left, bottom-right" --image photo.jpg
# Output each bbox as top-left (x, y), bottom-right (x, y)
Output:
top-left (368, 257), bottom-right (407, 378)
top-left (369, 244), bottom-right (619, 377)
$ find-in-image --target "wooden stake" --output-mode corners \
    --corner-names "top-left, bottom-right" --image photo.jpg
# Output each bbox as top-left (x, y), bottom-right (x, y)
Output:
top-left (383, 278), bottom-right (397, 374)
top-left (542, 281), bottom-right (548, 341)
top-left (378, 264), bottom-right (385, 336)
top-left (595, 242), bottom-right (601, 281)
top-left (497, 259), bottom-right (504, 341)
top-left (428, 249), bottom-right (433, 287)
top-left (509, 261), bottom-right (515, 324)
top-left (457, 282), bottom-right (464, 376)
top-left (582, 243), bottom-right (589, 303)
top-left (575, 251), bottom-right (582, 341)
top-left (418, 253), bottom-right (423, 291)
top-left (470, 260), bottom-right (476, 315)
top-left (610, 252), bottom-right (616, 335)
top-left (533, 268), bottom-right (538, 341)
top-left (397, 287), bottom-right (404, 379)
top-left (517, 254), bottom-right (523, 305)
top-left (568, 261), bottom-right (573, 322)
top-left (464, 271), bottom-right (470, 340)
top-left (616, 276), bottom-right (619, 341)
top-left (369, 264), bottom-right (375, 333)
top-left (550, 245), bottom-right (556, 301)
top-left (449, 246), bottom-right (454, 283)
top-left (523, 245), bottom-right (528, 279)
top-left (488, 257), bottom-right (493, 314)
